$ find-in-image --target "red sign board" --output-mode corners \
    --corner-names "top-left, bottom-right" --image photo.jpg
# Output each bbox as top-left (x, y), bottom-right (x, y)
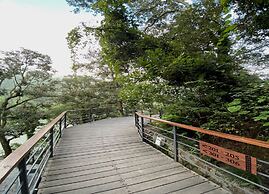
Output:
top-left (199, 141), bottom-right (257, 175)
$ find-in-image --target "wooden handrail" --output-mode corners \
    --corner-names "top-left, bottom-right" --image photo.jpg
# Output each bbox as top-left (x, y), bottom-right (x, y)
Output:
top-left (0, 111), bottom-right (67, 183)
top-left (136, 112), bottom-right (269, 149)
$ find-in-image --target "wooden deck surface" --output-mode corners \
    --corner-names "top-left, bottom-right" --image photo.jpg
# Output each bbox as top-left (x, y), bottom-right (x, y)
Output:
top-left (38, 117), bottom-right (230, 194)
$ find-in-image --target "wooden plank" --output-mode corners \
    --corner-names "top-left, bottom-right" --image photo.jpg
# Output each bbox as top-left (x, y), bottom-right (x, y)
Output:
top-left (127, 173), bottom-right (199, 193)
top-left (39, 179), bottom-right (124, 194)
top-left (170, 181), bottom-right (219, 194)
top-left (38, 117), bottom-right (230, 194)
top-left (46, 151), bottom-right (160, 171)
top-left (45, 154), bottom-right (167, 175)
top-left (52, 145), bottom-right (150, 160)
top-left (40, 172), bottom-right (120, 189)
top-left (42, 165), bottom-right (115, 182)
top-left (204, 188), bottom-right (231, 194)
top-left (54, 142), bottom-right (142, 155)
top-left (47, 150), bottom-right (157, 168)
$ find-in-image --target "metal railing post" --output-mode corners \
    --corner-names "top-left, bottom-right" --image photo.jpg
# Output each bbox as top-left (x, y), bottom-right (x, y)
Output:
top-left (50, 127), bottom-right (54, 157)
top-left (64, 113), bottom-right (67, 128)
top-left (159, 109), bottom-right (163, 119)
top-left (59, 118), bottom-right (62, 138)
top-left (89, 110), bottom-right (92, 122)
top-left (18, 158), bottom-right (30, 194)
top-left (173, 126), bottom-right (178, 162)
top-left (135, 113), bottom-right (138, 127)
top-left (141, 117), bottom-right (145, 142)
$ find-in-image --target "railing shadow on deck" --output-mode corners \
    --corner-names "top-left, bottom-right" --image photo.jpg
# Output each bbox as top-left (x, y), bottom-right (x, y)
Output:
top-left (0, 108), bottom-right (116, 194)
top-left (135, 112), bottom-right (269, 194)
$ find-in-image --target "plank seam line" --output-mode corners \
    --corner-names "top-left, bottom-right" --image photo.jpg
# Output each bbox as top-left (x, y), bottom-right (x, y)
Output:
top-left (165, 180), bottom-right (210, 194)
top-left (41, 163), bottom-right (185, 187)
top-left (44, 157), bottom-right (172, 177)
top-left (60, 135), bottom-right (139, 141)
top-left (58, 140), bottom-right (140, 147)
top-left (126, 169), bottom-right (191, 187)
top-left (44, 154), bottom-right (169, 174)
top-left (53, 146), bottom-right (154, 159)
top-left (124, 167), bottom-right (187, 180)
top-left (56, 140), bottom-right (140, 150)
top-left (52, 146), bottom-right (150, 160)
top-left (54, 143), bottom-right (143, 156)
top-left (49, 147), bottom-right (155, 163)
top-left (129, 174), bottom-right (198, 193)
top-left (55, 141), bottom-right (142, 152)
top-left (45, 151), bottom-right (160, 172)
top-left (200, 186), bottom-right (223, 194)
top-left (39, 177), bottom-right (122, 191)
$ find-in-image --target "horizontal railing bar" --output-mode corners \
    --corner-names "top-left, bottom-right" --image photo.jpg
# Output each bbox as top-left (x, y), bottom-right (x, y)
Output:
top-left (257, 159), bottom-right (269, 165)
top-left (144, 132), bottom-right (172, 146)
top-left (147, 124), bottom-right (173, 134)
top-left (142, 136), bottom-right (173, 155)
top-left (144, 128), bottom-right (173, 142)
top-left (53, 132), bottom-right (61, 148)
top-left (177, 134), bottom-right (200, 143)
top-left (26, 144), bottom-right (50, 176)
top-left (177, 141), bottom-right (199, 151)
top-left (0, 111), bottom-right (66, 183)
top-left (67, 107), bottom-right (111, 112)
top-left (15, 180), bottom-right (23, 194)
top-left (3, 170), bottom-right (21, 194)
top-left (29, 151), bottom-right (50, 194)
top-left (138, 129), bottom-right (142, 138)
top-left (136, 113), bottom-right (269, 149)
top-left (26, 135), bottom-right (50, 164)
top-left (257, 172), bottom-right (269, 179)
top-left (28, 148), bottom-right (50, 190)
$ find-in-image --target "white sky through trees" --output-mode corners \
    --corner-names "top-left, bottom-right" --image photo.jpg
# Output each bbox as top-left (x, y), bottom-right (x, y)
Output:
top-left (0, 0), bottom-right (101, 76)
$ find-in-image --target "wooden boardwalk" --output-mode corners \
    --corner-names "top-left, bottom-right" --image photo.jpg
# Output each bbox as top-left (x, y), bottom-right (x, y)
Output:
top-left (38, 117), bottom-right (230, 194)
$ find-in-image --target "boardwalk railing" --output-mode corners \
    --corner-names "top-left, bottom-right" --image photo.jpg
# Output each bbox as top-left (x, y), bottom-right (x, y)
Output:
top-left (0, 108), bottom-right (113, 194)
top-left (0, 112), bottom-right (67, 194)
top-left (135, 112), bottom-right (269, 193)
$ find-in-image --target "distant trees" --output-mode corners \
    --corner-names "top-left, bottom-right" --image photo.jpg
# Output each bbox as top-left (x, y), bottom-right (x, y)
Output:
top-left (58, 75), bottom-right (122, 114)
top-left (0, 48), bottom-right (55, 157)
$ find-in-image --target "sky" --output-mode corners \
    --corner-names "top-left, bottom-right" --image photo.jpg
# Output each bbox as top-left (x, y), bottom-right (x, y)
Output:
top-left (0, 0), bottom-right (101, 76)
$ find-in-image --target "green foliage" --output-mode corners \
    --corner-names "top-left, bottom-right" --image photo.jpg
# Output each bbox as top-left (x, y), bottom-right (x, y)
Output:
top-left (0, 48), bottom-right (55, 156)
top-left (58, 75), bottom-right (123, 115)
top-left (66, 0), bottom-right (269, 141)
top-left (227, 99), bottom-right (241, 113)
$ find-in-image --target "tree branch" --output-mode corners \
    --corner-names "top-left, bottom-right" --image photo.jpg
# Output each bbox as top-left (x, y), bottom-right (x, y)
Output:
top-left (6, 98), bottom-right (37, 111)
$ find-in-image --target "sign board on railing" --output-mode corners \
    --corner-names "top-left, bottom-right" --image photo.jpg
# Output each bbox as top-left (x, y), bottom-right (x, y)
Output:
top-left (199, 141), bottom-right (257, 175)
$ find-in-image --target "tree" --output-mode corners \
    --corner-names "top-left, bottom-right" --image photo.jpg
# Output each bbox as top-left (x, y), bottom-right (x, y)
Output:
top-left (58, 75), bottom-right (122, 115)
top-left (66, 0), bottom-right (268, 139)
top-left (0, 48), bottom-right (55, 157)
top-left (221, 0), bottom-right (269, 41)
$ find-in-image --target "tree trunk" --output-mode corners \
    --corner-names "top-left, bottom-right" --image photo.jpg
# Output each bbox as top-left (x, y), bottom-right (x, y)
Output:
top-left (0, 134), bottom-right (12, 157)
top-left (118, 100), bottom-right (125, 116)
